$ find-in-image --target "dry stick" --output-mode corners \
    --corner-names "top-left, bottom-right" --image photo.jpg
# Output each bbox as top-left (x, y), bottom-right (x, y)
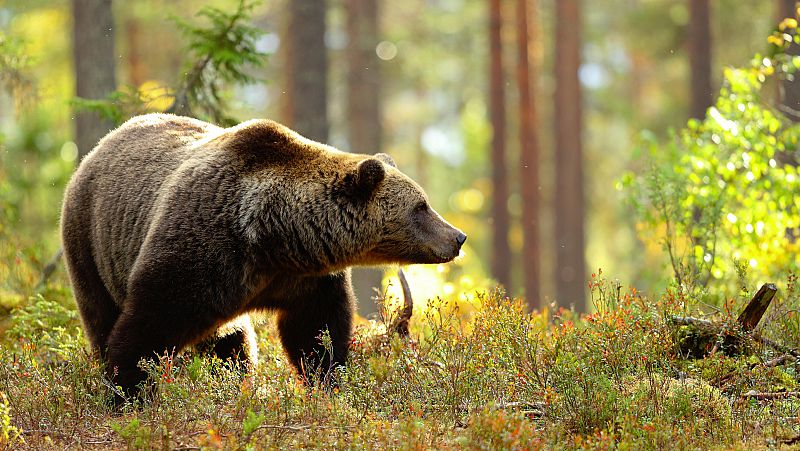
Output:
top-left (755, 335), bottom-right (800, 359)
top-left (755, 353), bottom-right (797, 369)
top-left (22, 429), bottom-right (69, 438)
top-left (742, 391), bottom-right (800, 400)
top-left (668, 316), bottom-right (714, 327)
top-left (425, 401), bottom-right (546, 417)
top-left (35, 247), bottom-right (63, 290)
top-left (387, 268), bottom-right (413, 337)
top-left (254, 424), bottom-right (355, 433)
top-left (381, 270), bottom-right (447, 370)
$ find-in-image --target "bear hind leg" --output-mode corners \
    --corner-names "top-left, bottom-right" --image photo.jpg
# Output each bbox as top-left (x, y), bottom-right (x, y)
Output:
top-left (62, 241), bottom-right (120, 359)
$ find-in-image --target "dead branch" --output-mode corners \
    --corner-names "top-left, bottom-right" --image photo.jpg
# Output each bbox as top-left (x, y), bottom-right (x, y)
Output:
top-left (754, 335), bottom-right (800, 359)
top-left (387, 268), bottom-right (413, 337)
top-left (22, 429), bottom-right (68, 438)
top-left (752, 353), bottom-right (797, 369)
top-left (668, 316), bottom-right (714, 327)
top-left (254, 424), bottom-right (355, 433)
top-left (781, 435), bottom-right (800, 446)
top-left (742, 390), bottom-right (800, 400)
top-left (424, 400), bottom-right (546, 418)
top-left (35, 247), bottom-right (63, 290)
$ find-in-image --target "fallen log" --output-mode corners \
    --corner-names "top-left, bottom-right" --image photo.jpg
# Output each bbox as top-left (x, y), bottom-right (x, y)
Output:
top-left (669, 283), bottom-right (781, 358)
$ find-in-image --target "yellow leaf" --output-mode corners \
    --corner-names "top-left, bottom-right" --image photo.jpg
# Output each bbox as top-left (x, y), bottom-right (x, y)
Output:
top-left (779, 18), bottom-right (798, 31)
top-left (768, 34), bottom-right (785, 46)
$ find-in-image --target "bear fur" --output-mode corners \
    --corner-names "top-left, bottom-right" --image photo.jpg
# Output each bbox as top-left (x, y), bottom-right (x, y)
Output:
top-left (60, 113), bottom-right (466, 395)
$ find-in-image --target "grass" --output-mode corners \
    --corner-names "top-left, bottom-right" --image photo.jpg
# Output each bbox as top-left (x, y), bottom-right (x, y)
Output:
top-left (2, 261), bottom-right (800, 449)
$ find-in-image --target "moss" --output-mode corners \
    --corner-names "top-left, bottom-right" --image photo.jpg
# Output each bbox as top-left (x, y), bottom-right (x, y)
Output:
top-left (624, 374), bottom-right (732, 429)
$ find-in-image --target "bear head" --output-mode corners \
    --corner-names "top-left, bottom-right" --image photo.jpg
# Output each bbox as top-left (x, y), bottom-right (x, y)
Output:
top-left (344, 153), bottom-right (467, 267)
top-left (231, 120), bottom-right (466, 273)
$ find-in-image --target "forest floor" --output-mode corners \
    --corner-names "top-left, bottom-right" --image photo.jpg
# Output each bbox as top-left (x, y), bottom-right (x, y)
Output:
top-left (2, 272), bottom-right (800, 450)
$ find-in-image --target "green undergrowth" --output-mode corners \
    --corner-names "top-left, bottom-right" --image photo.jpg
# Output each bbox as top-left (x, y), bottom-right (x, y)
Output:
top-left (1, 273), bottom-right (800, 449)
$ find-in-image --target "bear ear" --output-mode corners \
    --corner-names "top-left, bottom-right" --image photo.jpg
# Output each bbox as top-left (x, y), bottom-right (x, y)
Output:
top-left (374, 153), bottom-right (396, 168)
top-left (354, 158), bottom-right (385, 195)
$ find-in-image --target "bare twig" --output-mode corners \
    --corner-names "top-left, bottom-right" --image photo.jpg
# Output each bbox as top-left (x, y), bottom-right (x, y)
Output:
top-left (424, 401), bottom-right (546, 418)
top-left (754, 335), bottom-right (800, 359)
top-left (35, 247), bottom-right (63, 290)
top-left (22, 429), bottom-right (68, 438)
top-left (742, 390), bottom-right (800, 400)
top-left (752, 354), bottom-right (797, 369)
top-left (421, 358), bottom-right (446, 370)
top-left (668, 316), bottom-right (714, 327)
top-left (254, 424), bottom-right (355, 433)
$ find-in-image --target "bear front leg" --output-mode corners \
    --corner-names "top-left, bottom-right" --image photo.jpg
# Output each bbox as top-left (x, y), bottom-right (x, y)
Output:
top-left (105, 307), bottom-right (220, 400)
top-left (277, 270), bottom-right (355, 384)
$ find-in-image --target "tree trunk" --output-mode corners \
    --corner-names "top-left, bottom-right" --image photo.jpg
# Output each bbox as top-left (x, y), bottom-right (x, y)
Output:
top-left (125, 16), bottom-right (145, 87)
top-left (489, 0), bottom-right (512, 292)
top-left (71, 0), bottom-right (117, 161)
top-left (688, 0), bottom-right (713, 119)
top-left (777, 0), bottom-right (800, 121)
top-left (554, 0), bottom-right (586, 312)
top-left (285, 0), bottom-right (328, 143)
top-left (346, 0), bottom-right (384, 316)
top-left (346, 0), bottom-right (381, 155)
top-left (516, 0), bottom-right (540, 309)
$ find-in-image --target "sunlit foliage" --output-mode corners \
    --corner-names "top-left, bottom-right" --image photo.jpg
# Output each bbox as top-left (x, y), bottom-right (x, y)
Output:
top-left (624, 19), bottom-right (800, 300)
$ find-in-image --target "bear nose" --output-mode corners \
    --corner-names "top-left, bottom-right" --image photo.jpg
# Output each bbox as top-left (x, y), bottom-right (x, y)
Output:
top-left (456, 232), bottom-right (467, 247)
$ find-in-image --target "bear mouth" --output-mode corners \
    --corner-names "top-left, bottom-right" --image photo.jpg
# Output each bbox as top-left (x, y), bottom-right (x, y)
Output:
top-left (417, 246), bottom-right (459, 264)
top-left (367, 243), bottom-right (458, 266)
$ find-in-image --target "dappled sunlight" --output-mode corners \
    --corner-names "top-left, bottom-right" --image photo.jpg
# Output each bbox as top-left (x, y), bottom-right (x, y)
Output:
top-left (381, 244), bottom-right (496, 316)
top-left (3, 0), bottom-right (800, 447)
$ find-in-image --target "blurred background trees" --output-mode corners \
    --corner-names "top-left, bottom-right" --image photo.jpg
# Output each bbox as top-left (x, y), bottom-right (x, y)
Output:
top-left (345, 0), bottom-right (384, 314)
top-left (1, 0), bottom-right (798, 316)
top-left (71, 0), bottom-right (116, 160)
top-left (688, 0), bottom-right (713, 120)
top-left (553, 0), bottom-right (585, 312)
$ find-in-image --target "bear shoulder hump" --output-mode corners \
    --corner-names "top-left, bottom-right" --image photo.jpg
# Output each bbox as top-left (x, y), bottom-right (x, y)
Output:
top-left (222, 119), bottom-right (314, 165)
top-left (122, 113), bottom-right (218, 135)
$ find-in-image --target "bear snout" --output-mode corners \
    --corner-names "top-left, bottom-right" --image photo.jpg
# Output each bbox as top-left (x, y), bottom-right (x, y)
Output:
top-left (435, 228), bottom-right (466, 262)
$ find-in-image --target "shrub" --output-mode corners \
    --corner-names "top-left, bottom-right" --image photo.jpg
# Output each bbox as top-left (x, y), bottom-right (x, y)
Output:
top-left (624, 18), bottom-right (800, 300)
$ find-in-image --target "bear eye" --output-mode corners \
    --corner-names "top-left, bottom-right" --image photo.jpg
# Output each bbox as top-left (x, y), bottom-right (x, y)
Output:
top-left (414, 201), bottom-right (428, 213)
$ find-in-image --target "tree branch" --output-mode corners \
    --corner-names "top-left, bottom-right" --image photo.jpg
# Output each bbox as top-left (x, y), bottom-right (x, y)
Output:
top-left (387, 268), bottom-right (413, 337)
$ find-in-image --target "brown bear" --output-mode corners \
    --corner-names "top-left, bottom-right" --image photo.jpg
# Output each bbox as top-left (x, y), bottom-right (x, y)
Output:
top-left (60, 113), bottom-right (466, 396)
